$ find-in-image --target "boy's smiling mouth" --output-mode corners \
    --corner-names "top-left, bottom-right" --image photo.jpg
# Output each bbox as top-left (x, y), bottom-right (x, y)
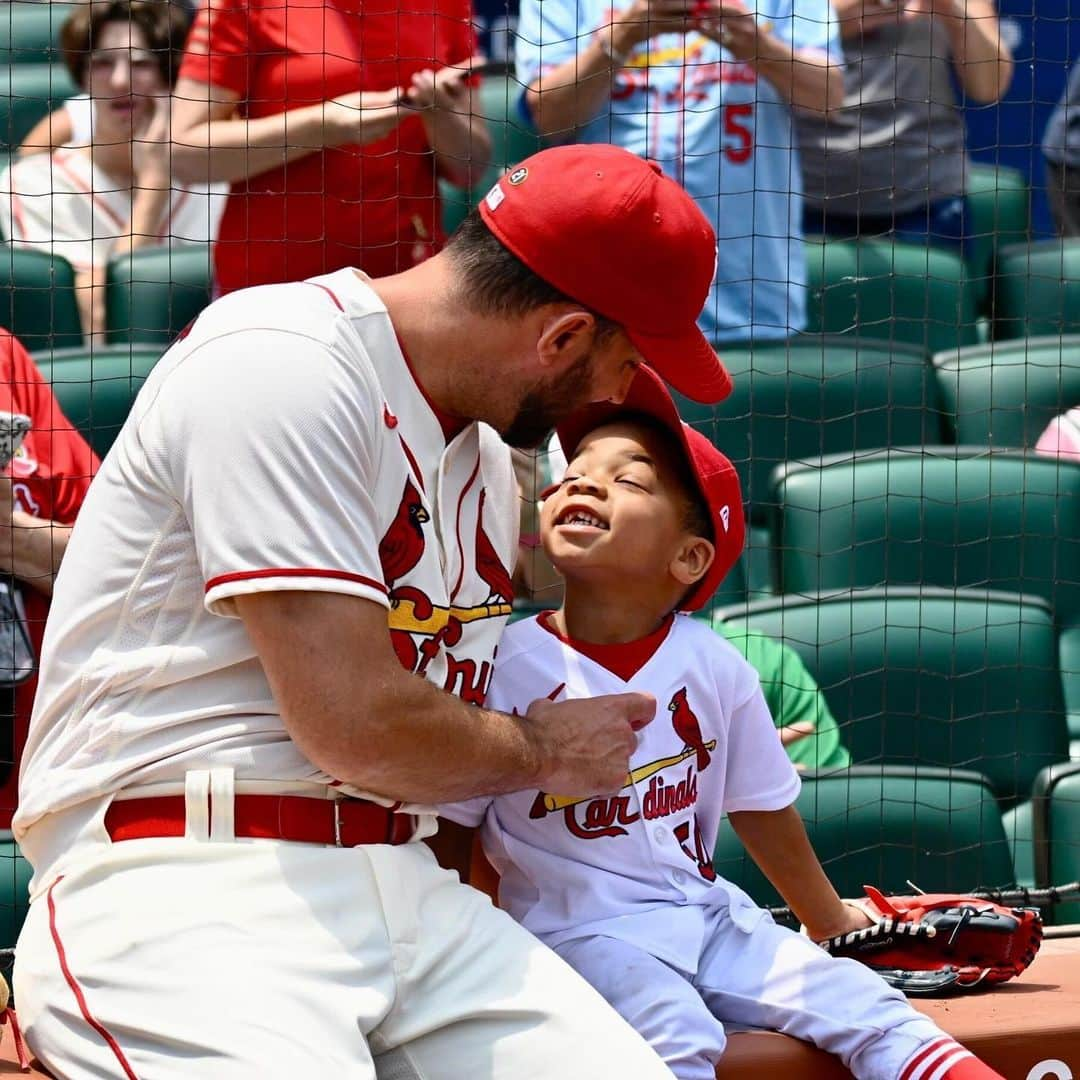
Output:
top-left (554, 504), bottom-right (610, 531)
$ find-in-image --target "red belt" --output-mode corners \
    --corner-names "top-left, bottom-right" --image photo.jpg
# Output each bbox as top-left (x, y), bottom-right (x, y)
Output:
top-left (104, 794), bottom-right (417, 847)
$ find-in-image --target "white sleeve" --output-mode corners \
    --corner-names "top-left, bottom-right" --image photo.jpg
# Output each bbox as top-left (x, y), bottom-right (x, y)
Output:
top-left (722, 661), bottom-right (802, 813)
top-left (63, 95), bottom-right (94, 145)
top-left (151, 328), bottom-right (391, 616)
top-left (438, 794), bottom-right (494, 828)
top-left (0, 156), bottom-right (108, 271)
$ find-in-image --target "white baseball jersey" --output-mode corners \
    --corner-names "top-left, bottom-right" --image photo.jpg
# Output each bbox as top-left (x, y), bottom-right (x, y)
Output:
top-left (442, 612), bottom-right (800, 974)
top-left (0, 148), bottom-right (226, 271)
top-left (16, 267), bottom-right (518, 884)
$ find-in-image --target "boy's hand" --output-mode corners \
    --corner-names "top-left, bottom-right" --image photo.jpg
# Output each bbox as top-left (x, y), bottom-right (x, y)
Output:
top-left (804, 899), bottom-right (876, 945)
top-left (523, 692), bottom-right (656, 798)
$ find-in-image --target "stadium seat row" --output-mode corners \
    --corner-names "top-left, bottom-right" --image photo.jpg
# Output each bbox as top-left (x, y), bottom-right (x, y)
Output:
top-left (712, 758), bottom-right (1080, 926)
top-left (0, 245), bottom-right (211, 352)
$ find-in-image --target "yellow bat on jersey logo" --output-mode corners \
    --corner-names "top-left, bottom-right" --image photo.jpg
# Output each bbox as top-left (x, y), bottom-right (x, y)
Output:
top-left (532, 740), bottom-right (718, 816)
top-left (386, 598), bottom-right (513, 635)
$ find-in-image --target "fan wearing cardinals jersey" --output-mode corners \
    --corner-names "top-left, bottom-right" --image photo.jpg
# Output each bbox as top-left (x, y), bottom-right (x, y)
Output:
top-left (442, 366), bottom-right (1005, 1080)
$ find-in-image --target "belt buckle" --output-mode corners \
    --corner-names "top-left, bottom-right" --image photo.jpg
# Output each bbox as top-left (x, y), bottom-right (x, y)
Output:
top-left (333, 800), bottom-right (344, 847)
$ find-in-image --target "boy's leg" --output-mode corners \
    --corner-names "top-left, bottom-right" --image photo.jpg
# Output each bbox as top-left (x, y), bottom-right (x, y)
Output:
top-left (693, 910), bottom-right (1004, 1080)
top-left (358, 845), bottom-right (674, 1080)
top-left (552, 934), bottom-right (727, 1080)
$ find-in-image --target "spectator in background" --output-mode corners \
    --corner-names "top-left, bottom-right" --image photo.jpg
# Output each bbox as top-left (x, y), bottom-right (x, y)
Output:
top-left (1043, 58), bottom-right (1080, 237)
top-left (168, 0), bottom-right (492, 295)
top-left (717, 623), bottom-right (850, 770)
top-left (0, 328), bottom-right (98, 829)
top-left (0, 1), bottom-right (226, 338)
top-left (797, 0), bottom-right (1013, 252)
top-left (516, 0), bottom-right (842, 344)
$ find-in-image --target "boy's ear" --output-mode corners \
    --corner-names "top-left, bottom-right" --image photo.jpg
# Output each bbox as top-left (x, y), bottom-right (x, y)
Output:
top-left (670, 536), bottom-right (715, 588)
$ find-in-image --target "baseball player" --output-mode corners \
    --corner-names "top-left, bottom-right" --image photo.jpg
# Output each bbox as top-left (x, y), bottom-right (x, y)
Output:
top-left (11, 145), bottom-right (727, 1079)
top-left (442, 365), bottom-right (1006, 1080)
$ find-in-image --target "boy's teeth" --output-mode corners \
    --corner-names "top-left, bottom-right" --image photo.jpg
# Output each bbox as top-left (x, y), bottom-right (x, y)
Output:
top-left (565, 511), bottom-right (606, 529)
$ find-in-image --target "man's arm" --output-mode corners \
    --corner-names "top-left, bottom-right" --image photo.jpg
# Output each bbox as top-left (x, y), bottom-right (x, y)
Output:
top-left (729, 803), bottom-right (871, 940)
top-left (235, 589), bottom-right (655, 804)
top-left (931, 0), bottom-right (1013, 103)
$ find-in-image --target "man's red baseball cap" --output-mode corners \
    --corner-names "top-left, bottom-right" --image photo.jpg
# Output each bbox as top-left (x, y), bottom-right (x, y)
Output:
top-left (478, 144), bottom-right (732, 405)
top-left (556, 365), bottom-right (745, 612)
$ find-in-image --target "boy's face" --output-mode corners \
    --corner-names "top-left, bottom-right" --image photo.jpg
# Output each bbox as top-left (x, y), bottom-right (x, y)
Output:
top-left (541, 420), bottom-right (707, 591)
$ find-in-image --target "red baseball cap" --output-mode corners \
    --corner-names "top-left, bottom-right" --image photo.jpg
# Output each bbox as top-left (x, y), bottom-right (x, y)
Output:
top-left (478, 144), bottom-right (732, 405)
top-left (556, 365), bottom-right (745, 612)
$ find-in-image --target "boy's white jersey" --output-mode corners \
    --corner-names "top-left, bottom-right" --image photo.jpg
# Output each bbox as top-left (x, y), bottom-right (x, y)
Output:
top-left (442, 614), bottom-right (800, 974)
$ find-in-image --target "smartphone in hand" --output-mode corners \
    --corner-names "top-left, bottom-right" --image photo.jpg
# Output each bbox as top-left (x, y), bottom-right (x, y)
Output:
top-left (0, 413), bottom-right (32, 471)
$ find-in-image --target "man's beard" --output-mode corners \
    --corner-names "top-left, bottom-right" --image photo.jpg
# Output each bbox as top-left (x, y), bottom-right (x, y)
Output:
top-left (500, 353), bottom-right (596, 449)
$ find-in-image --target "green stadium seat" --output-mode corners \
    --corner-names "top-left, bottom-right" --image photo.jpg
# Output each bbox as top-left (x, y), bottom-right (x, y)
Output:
top-left (0, 246), bottom-right (82, 351)
top-left (1031, 762), bottom-right (1080, 924)
top-left (673, 335), bottom-right (940, 529)
top-left (771, 448), bottom-right (1080, 737)
top-left (713, 765), bottom-right (1016, 908)
top-left (0, 63), bottom-right (78, 150)
top-left (992, 239), bottom-right (1080, 340)
top-left (932, 335), bottom-right (1080, 449)
top-left (0, 3), bottom-right (73, 66)
top-left (714, 587), bottom-right (1068, 806)
top-left (803, 236), bottom-right (981, 355)
top-left (0, 839), bottom-right (31, 946)
top-left (441, 74), bottom-right (541, 236)
top-left (964, 163), bottom-right (1030, 301)
top-left (32, 343), bottom-right (164, 457)
top-left (772, 448), bottom-right (1080, 622)
top-left (105, 246), bottom-right (212, 346)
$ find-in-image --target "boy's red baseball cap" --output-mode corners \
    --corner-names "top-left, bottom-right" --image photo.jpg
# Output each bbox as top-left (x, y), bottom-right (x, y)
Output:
top-left (556, 365), bottom-right (745, 613)
top-left (478, 144), bottom-right (732, 405)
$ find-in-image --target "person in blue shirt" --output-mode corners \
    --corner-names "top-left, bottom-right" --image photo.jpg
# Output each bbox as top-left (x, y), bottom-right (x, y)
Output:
top-left (515, 0), bottom-right (842, 345)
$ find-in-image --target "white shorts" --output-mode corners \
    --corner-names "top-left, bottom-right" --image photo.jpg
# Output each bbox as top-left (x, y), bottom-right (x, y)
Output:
top-left (14, 810), bottom-right (670, 1078)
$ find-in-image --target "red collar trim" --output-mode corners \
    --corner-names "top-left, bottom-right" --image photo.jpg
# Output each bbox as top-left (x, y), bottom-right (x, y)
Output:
top-left (537, 610), bottom-right (675, 682)
top-left (394, 332), bottom-right (468, 442)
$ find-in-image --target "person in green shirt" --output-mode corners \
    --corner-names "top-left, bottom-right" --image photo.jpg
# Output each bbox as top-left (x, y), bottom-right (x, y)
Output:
top-left (718, 623), bottom-right (851, 771)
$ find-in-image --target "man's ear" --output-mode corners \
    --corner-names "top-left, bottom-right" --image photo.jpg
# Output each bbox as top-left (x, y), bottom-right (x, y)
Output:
top-left (535, 309), bottom-right (597, 371)
top-left (671, 536), bottom-right (715, 588)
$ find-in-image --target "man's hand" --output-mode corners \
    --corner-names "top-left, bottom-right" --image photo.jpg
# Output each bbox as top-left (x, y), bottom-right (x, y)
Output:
top-left (522, 692), bottom-right (656, 798)
top-left (828, 0), bottom-right (902, 38)
top-left (610, 0), bottom-right (700, 52)
top-left (403, 57), bottom-right (483, 112)
top-left (693, 0), bottom-right (767, 58)
top-left (323, 88), bottom-right (408, 147)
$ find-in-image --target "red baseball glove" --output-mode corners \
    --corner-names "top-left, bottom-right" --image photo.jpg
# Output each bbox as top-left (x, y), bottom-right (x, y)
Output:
top-left (816, 885), bottom-right (1044, 995)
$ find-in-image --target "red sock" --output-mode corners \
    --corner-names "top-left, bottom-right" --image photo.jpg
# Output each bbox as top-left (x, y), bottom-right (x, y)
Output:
top-left (899, 1036), bottom-right (1006, 1080)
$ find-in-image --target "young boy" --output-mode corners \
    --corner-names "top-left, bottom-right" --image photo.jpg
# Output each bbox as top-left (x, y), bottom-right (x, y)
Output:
top-left (441, 366), bottom-right (1004, 1080)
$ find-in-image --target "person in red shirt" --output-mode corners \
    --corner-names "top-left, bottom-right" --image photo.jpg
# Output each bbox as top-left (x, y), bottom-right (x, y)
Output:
top-left (169, 0), bottom-right (492, 294)
top-left (0, 330), bottom-right (98, 830)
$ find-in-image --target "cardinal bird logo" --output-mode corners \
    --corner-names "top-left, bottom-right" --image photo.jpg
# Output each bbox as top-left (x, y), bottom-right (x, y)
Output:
top-left (475, 488), bottom-right (514, 605)
top-left (669, 687), bottom-right (711, 772)
top-left (379, 477), bottom-right (430, 590)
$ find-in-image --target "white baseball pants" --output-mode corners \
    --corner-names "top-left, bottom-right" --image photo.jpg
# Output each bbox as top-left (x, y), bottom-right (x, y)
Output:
top-left (14, 834), bottom-right (671, 1079)
top-left (554, 907), bottom-right (951, 1080)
